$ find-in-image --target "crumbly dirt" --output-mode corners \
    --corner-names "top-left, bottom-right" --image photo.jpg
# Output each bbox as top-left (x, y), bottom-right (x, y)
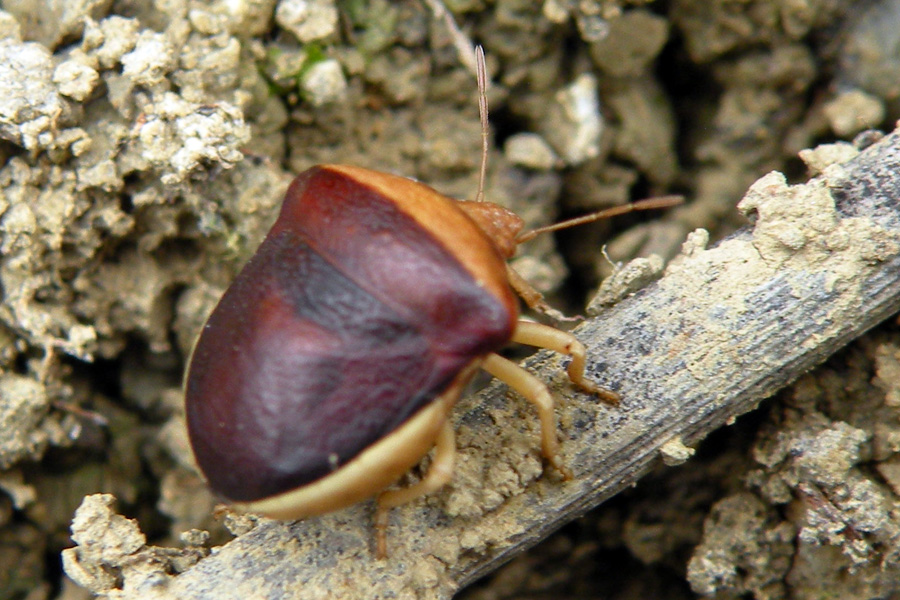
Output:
top-left (1, 0), bottom-right (899, 599)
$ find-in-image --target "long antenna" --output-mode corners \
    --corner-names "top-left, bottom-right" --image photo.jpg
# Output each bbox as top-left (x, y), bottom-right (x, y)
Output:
top-left (474, 45), bottom-right (489, 203)
top-left (423, 0), bottom-right (478, 75)
top-left (515, 195), bottom-right (684, 244)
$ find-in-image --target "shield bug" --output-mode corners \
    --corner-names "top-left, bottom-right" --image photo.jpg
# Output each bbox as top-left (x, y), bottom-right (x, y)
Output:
top-left (184, 48), bottom-right (680, 557)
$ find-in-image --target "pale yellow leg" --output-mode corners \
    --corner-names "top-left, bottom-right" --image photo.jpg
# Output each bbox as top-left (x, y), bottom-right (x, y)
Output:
top-left (481, 353), bottom-right (573, 480)
top-left (511, 320), bottom-right (620, 405)
top-left (375, 420), bottom-right (456, 558)
top-left (506, 265), bottom-right (574, 322)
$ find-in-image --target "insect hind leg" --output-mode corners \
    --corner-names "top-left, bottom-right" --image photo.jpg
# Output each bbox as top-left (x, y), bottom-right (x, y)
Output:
top-left (374, 420), bottom-right (456, 558)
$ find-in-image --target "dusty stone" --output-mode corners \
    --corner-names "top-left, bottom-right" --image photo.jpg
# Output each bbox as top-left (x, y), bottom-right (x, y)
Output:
top-left (0, 10), bottom-right (22, 40)
top-left (300, 58), bottom-right (347, 106)
top-left (213, 0), bottom-right (277, 35)
top-left (53, 59), bottom-right (100, 102)
top-left (275, 0), bottom-right (338, 43)
top-left (823, 89), bottom-right (885, 137)
top-left (0, 375), bottom-right (48, 469)
top-left (121, 30), bottom-right (176, 87)
top-left (543, 73), bottom-right (603, 165)
top-left (799, 141), bottom-right (859, 175)
top-left (3, 0), bottom-right (112, 48)
top-left (688, 493), bottom-right (794, 597)
top-left (504, 133), bottom-right (558, 170)
top-left (660, 437), bottom-right (696, 467)
top-left (83, 16), bottom-right (140, 70)
top-left (589, 9), bottom-right (669, 77)
top-left (588, 254), bottom-right (665, 312)
top-left (134, 92), bottom-right (249, 185)
top-left (0, 39), bottom-right (63, 151)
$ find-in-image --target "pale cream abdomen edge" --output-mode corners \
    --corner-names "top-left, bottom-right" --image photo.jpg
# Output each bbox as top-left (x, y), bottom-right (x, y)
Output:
top-left (233, 363), bottom-right (479, 520)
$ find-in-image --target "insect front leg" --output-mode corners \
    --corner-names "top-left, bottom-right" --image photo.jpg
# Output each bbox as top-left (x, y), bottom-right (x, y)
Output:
top-left (511, 320), bottom-right (620, 405)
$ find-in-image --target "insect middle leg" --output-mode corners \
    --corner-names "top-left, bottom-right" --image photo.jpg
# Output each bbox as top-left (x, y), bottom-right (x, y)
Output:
top-left (482, 321), bottom-right (619, 479)
top-left (481, 352), bottom-right (574, 480)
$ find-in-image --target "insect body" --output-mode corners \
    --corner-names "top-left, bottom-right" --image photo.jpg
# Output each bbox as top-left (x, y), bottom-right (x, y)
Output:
top-left (184, 164), bottom-right (615, 555)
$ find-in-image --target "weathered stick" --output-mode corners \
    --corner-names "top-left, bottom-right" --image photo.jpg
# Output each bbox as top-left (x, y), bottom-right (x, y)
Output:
top-left (151, 132), bottom-right (900, 599)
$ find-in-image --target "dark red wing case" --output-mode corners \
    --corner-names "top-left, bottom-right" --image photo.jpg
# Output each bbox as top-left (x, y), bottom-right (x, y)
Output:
top-left (185, 168), bottom-right (515, 502)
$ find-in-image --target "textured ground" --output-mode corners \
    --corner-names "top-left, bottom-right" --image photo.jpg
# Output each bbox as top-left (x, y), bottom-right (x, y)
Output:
top-left (1, 1), bottom-right (899, 599)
